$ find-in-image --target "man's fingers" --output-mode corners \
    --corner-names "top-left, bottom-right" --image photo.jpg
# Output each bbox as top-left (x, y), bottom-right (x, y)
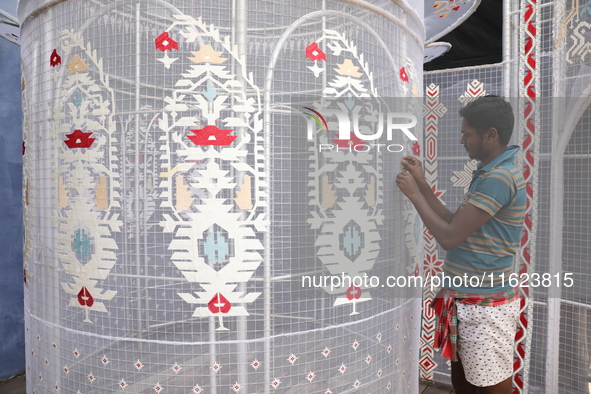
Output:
top-left (402, 157), bottom-right (418, 167)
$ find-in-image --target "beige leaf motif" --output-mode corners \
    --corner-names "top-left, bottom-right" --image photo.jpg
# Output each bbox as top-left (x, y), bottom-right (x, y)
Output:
top-left (66, 55), bottom-right (90, 73)
top-left (59, 177), bottom-right (68, 208)
top-left (364, 176), bottom-right (376, 207)
top-left (334, 59), bottom-right (362, 78)
top-left (94, 175), bottom-right (108, 209)
top-left (321, 175), bottom-right (337, 209)
top-left (175, 175), bottom-right (194, 211)
top-left (234, 175), bottom-right (253, 210)
top-left (188, 45), bottom-right (227, 64)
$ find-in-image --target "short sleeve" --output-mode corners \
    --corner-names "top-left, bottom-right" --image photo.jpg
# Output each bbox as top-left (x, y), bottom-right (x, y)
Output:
top-left (465, 169), bottom-right (515, 217)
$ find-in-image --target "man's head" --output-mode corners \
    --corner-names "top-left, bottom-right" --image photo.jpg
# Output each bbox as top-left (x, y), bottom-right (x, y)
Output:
top-left (459, 95), bottom-right (514, 145)
top-left (458, 96), bottom-right (514, 161)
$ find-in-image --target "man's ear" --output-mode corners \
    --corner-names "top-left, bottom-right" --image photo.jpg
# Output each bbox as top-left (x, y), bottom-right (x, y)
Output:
top-left (486, 127), bottom-right (499, 143)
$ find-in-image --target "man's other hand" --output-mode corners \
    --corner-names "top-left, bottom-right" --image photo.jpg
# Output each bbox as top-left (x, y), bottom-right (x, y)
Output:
top-left (396, 172), bottom-right (420, 201)
top-left (401, 156), bottom-right (425, 183)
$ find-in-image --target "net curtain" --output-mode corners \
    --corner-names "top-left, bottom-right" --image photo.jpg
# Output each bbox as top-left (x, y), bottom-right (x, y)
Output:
top-left (19, 0), bottom-right (424, 392)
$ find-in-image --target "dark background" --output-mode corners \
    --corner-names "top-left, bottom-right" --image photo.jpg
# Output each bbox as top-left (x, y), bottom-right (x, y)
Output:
top-left (424, 0), bottom-right (503, 71)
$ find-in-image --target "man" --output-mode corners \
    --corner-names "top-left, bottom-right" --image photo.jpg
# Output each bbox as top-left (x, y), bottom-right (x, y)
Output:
top-left (396, 96), bottom-right (526, 394)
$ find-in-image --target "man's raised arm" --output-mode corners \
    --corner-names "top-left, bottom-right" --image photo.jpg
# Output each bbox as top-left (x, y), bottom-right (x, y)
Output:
top-left (401, 156), bottom-right (454, 223)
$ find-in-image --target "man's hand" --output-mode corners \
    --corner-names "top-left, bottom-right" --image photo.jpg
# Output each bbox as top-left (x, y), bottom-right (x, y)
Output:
top-left (401, 156), bottom-right (425, 183)
top-left (396, 172), bottom-right (420, 201)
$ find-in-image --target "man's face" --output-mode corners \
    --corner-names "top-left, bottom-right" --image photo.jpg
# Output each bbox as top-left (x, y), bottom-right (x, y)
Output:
top-left (460, 118), bottom-right (485, 161)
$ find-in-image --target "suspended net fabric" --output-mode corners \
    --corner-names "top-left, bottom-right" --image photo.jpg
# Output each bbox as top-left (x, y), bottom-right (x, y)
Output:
top-left (20, 0), bottom-right (424, 392)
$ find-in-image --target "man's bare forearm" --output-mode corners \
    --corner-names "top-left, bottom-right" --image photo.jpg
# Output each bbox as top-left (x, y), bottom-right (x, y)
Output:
top-left (416, 178), bottom-right (454, 223)
top-left (408, 192), bottom-right (456, 250)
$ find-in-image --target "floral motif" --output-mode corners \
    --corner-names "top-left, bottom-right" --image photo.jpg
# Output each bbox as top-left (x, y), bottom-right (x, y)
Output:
top-left (400, 67), bottom-right (409, 82)
top-left (66, 55), bottom-right (90, 73)
top-left (412, 141), bottom-right (420, 156)
top-left (306, 42), bottom-right (326, 61)
top-left (155, 32), bottom-right (178, 51)
top-left (189, 125), bottom-right (236, 146)
top-left (189, 44), bottom-right (227, 63)
top-left (271, 378), bottom-right (281, 389)
top-left (23, 268), bottom-right (29, 287)
top-left (346, 284), bottom-right (362, 300)
top-left (64, 130), bottom-right (95, 149)
top-left (208, 292), bottom-right (232, 313)
top-left (334, 59), bottom-right (362, 78)
top-left (50, 49), bottom-right (61, 67)
top-left (287, 353), bottom-right (298, 365)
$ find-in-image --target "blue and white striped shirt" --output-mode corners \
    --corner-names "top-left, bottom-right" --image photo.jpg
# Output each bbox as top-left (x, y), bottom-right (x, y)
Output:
top-left (443, 145), bottom-right (527, 294)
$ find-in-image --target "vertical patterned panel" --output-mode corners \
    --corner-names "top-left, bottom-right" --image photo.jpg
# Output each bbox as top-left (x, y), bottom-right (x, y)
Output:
top-left (419, 83), bottom-right (447, 381)
top-left (305, 30), bottom-right (385, 316)
top-left (156, 15), bottom-right (267, 330)
top-left (515, 0), bottom-right (539, 392)
top-left (52, 30), bottom-right (122, 324)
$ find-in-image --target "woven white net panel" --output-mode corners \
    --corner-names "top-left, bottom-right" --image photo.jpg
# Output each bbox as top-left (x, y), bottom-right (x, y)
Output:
top-left (19, 0), bottom-right (424, 392)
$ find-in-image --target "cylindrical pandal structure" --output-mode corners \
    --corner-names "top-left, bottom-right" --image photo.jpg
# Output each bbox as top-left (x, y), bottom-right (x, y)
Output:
top-left (19, 0), bottom-right (424, 392)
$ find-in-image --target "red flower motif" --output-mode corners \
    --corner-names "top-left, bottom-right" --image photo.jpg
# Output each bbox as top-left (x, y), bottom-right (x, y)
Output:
top-left (50, 49), bottom-right (61, 67)
top-left (189, 125), bottom-right (236, 146)
top-left (412, 141), bottom-right (420, 156)
top-left (399, 67), bottom-right (409, 82)
top-left (208, 293), bottom-right (231, 314)
top-left (64, 130), bottom-right (95, 149)
top-left (306, 42), bottom-right (326, 61)
top-left (155, 32), bottom-right (178, 52)
top-left (77, 286), bottom-right (94, 307)
top-left (346, 284), bottom-right (362, 300)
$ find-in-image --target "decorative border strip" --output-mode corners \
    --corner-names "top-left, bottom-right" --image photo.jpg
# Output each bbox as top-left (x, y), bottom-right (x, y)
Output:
top-left (515, 0), bottom-right (539, 391)
top-left (419, 83), bottom-right (447, 381)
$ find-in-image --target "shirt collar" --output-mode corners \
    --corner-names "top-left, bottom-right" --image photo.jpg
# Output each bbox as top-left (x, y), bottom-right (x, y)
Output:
top-left (475, 145), bottom-right (520, 173)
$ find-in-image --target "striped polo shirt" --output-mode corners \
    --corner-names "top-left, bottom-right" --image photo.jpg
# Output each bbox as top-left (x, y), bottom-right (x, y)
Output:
top-left (443, 145), bottom-right (526, 294)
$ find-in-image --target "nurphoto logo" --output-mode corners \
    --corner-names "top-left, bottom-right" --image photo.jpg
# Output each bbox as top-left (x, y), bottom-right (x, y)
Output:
top-left (302, 98), bottom-right (419, 153)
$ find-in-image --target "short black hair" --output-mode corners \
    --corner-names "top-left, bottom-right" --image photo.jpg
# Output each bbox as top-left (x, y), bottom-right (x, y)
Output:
top-left (458, 95), bottom-right (514, 146)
